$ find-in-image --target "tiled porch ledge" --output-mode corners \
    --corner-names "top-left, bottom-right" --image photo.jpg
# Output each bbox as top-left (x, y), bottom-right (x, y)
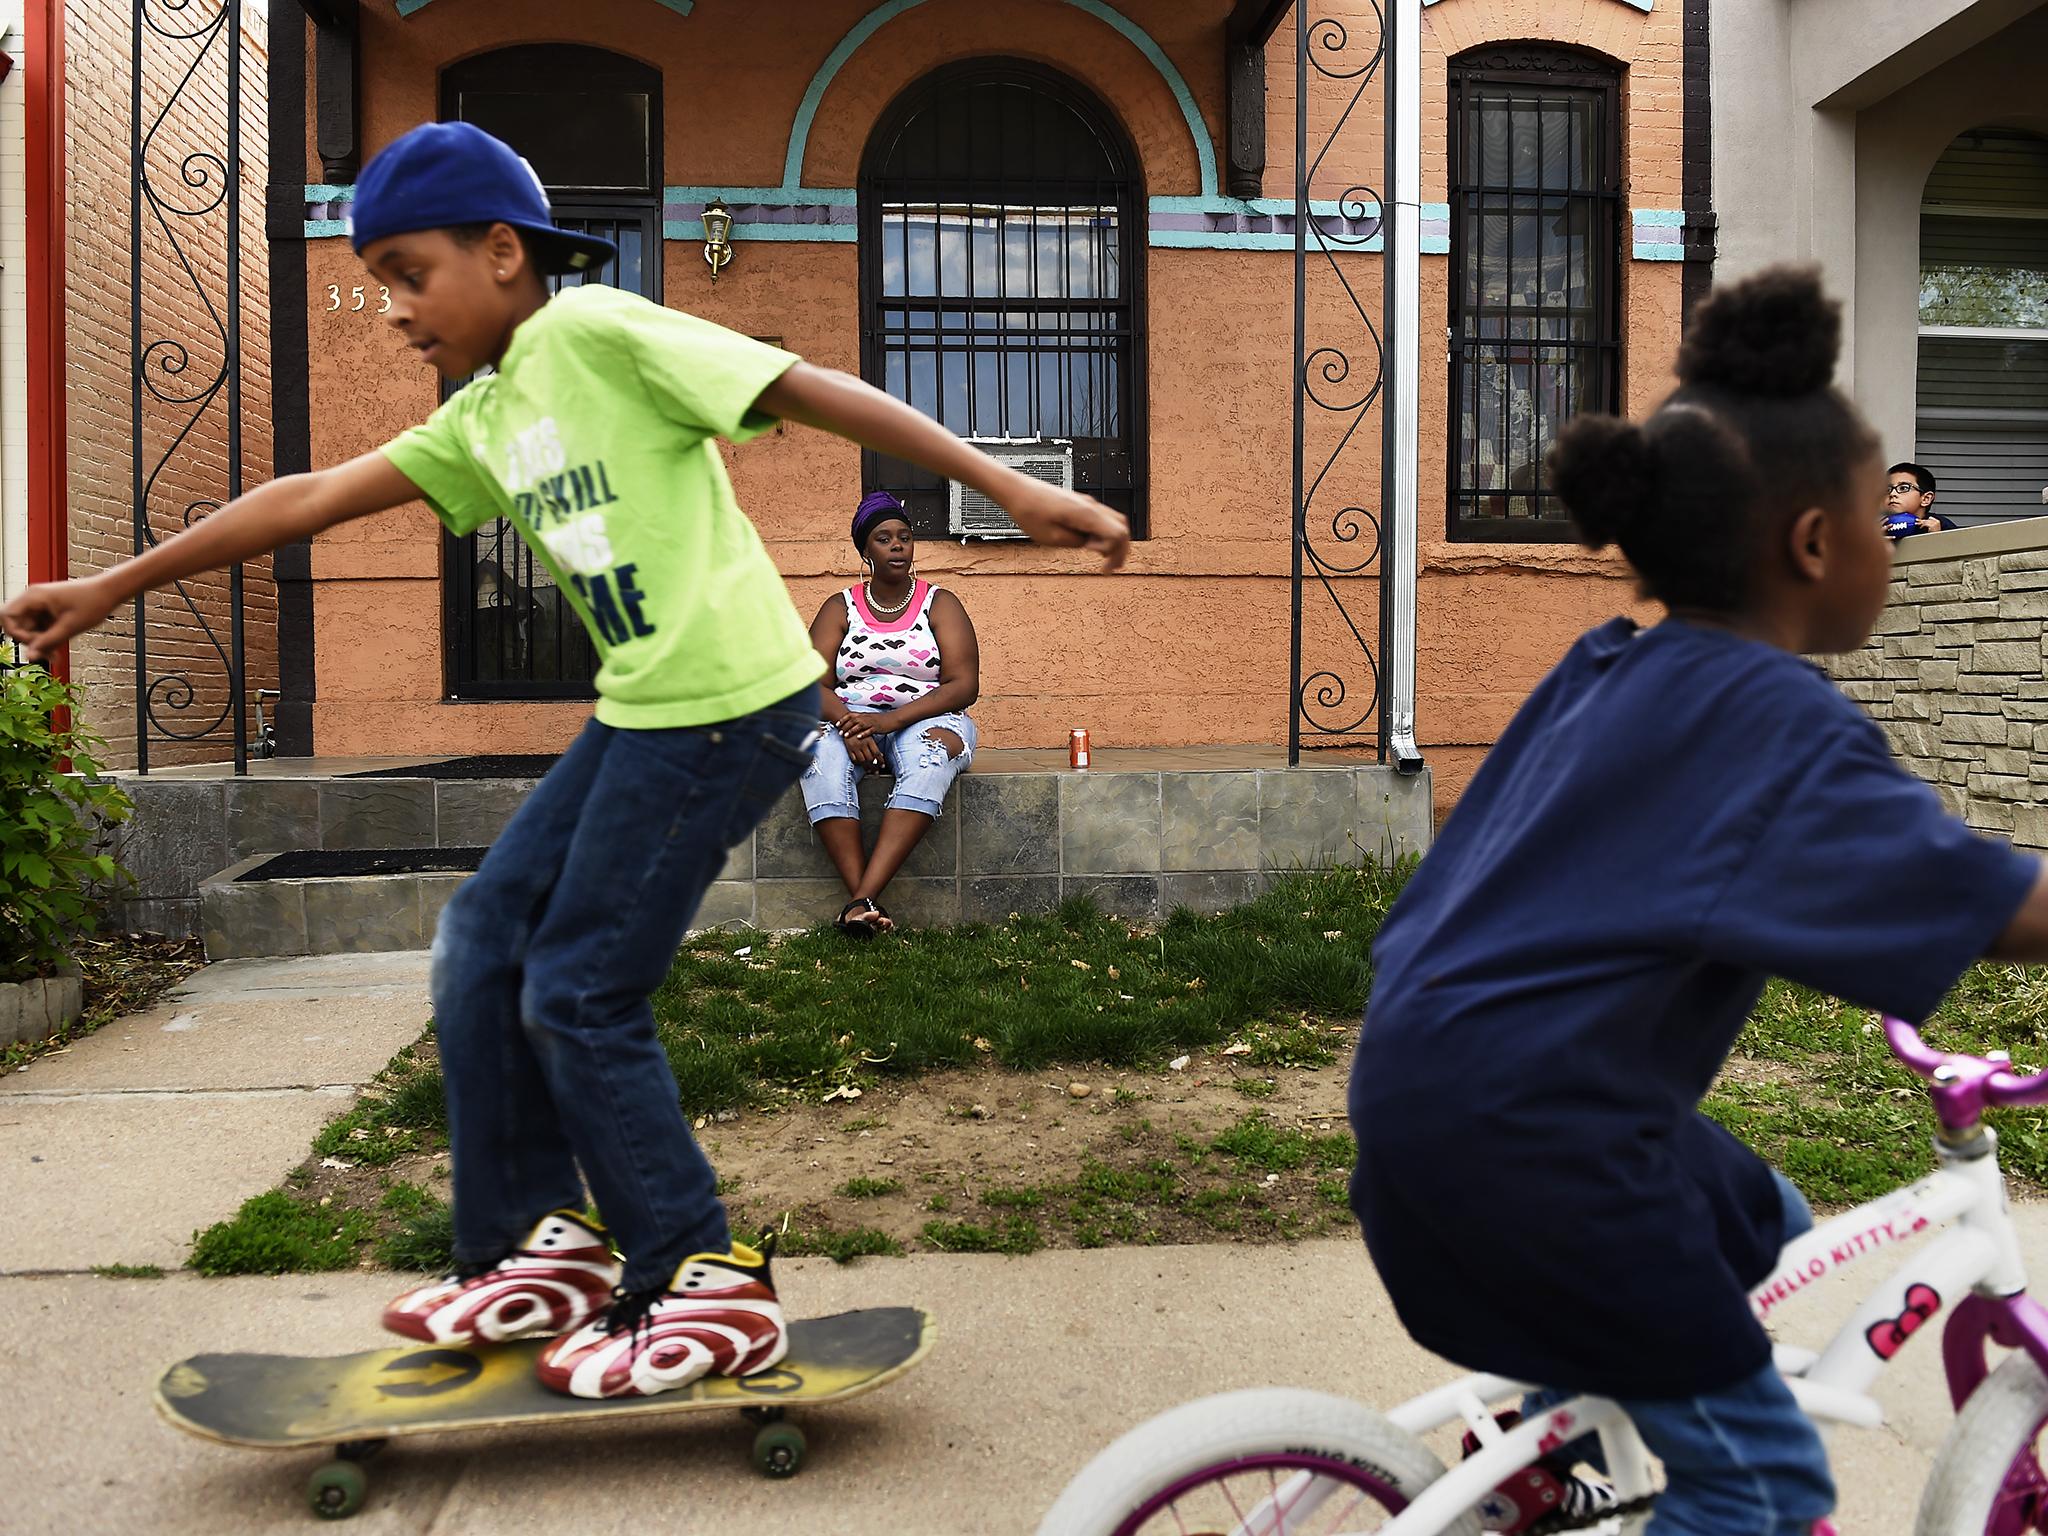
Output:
top-left (119, 750), bottom-right (1430, 955)
top-left (194, 761), bottom-right (1428, 959)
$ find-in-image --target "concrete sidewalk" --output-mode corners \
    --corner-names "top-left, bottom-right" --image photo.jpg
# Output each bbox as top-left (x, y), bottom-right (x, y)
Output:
top-left (0, 953), bottom-right (431, 1273)
top-left (0, 1231), bottom-right (2021, 1535)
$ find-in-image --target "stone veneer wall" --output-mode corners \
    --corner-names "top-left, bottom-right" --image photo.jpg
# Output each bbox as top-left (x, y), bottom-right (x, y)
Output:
top-left (1835, 518), bottom-right (2048, 849)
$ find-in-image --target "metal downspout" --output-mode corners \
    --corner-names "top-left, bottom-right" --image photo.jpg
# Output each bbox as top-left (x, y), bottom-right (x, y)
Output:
top-left (1386, 0), bottom-right (1424, 772)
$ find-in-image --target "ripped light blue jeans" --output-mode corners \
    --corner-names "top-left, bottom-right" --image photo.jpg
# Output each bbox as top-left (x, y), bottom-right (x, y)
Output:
top-left (799, 708), bottom-right (977, 822)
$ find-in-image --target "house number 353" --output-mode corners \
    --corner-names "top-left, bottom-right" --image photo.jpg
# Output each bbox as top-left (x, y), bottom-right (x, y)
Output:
top-left (326, 284), bottom-right (392, 314)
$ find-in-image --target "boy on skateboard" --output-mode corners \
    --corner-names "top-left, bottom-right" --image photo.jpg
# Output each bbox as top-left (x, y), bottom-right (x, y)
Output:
top-left (3, 122), bottom-right (1127, 1399)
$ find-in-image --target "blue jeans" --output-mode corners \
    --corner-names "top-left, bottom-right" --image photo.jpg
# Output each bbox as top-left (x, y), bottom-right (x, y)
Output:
top-left (1527, 1173), bottom-right (1835, 1535)
top-left (799, 708), bottom-right (977, 821)
top-left (429, 689), bottom-right (818, 1293)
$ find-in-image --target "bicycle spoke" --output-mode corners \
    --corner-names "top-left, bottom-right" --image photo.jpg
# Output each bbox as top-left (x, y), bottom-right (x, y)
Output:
top-left (1111, 1453), bottom-right (1406, 1536)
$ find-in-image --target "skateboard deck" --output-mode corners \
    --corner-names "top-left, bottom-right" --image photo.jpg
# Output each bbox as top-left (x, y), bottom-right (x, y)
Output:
top-left (157, 1306), bottom-right (932, 1447)
top-left (156, 1307), bottom-right (932, 1514)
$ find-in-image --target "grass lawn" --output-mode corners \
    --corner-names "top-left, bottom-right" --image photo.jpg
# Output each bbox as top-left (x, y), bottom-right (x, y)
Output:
top-left (184, 863), bottom-right (2048, 1275)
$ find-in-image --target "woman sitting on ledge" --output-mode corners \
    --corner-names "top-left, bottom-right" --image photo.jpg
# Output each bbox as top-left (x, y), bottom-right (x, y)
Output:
top-left (802, 491), bottom-right (980, 936)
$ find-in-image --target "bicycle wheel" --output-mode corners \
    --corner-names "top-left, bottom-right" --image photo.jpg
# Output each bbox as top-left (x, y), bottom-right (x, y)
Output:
top-left (1036, 1387), bottom-right (1484, 1536)
top-left (1916, 1354), bottom-right (2048, 1534)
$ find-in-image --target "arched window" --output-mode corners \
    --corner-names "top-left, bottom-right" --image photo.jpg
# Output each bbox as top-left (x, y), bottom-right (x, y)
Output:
top-left (1447, 45), bottom-right (1622, 541)
top-left (1917, 128), bottom-right (2048, 525)
top-left (439, 45), bottom-right (662, 698)
top-left (859, 61), bottom-right (1146, 537)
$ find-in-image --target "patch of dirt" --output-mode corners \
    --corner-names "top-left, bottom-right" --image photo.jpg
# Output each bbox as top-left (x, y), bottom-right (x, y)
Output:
top-left (4, 931), bottom-right (206, 1069)
top-left (1716, 1055), bottom-right (1818, 1091)
top-left (302, 1039), bottom-right (1364, 1260)
top-left (712, 1051), bottom-right (1359, 1251)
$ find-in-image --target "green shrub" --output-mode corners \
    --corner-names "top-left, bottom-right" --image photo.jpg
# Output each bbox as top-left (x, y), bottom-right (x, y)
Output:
top-left (0, 662), bottom-right (131, 983)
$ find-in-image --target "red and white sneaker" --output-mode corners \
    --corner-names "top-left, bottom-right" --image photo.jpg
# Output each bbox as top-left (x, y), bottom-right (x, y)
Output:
top-left (534, 1237), bottom-right (788, 1399)
top-left (381, 1211), bottom-right (621, 1346)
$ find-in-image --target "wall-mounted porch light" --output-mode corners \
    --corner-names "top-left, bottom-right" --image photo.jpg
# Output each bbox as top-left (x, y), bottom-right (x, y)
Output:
top-left (702, 199), bottom-right (735, 281)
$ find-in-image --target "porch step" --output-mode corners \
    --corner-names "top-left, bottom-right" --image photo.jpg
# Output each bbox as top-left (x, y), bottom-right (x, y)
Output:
top-left (200, 849), bottom-right (482, 961)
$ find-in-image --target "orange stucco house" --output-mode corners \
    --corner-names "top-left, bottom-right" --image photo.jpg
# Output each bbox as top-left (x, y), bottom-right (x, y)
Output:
top-left (250, 0), bottom-right (1693, 813)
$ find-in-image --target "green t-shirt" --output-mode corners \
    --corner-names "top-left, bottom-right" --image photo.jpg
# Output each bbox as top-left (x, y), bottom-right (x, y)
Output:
top-left (382, 284), bottom-right (825, 729)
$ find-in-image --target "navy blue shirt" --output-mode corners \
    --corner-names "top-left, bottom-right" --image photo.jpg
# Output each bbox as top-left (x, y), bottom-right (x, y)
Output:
top-left (1350, 617), bottom-right (2037, 1398)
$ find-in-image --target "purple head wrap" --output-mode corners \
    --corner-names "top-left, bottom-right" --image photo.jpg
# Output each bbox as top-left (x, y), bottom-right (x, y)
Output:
top-left (852, 490), bottom-right (911, 554)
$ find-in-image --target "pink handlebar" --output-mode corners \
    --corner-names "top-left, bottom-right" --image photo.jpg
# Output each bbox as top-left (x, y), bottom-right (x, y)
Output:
top-left (1883, 1016), bottom-right (2048, 1128)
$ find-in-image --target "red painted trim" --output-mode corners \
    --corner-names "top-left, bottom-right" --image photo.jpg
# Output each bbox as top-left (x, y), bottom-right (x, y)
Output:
top-left (24, 0), bottom-right (67, 682)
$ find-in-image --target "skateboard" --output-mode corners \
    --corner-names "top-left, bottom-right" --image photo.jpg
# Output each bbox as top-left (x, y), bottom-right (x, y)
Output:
top-left (155, 1306), bottom-right (934, 1520)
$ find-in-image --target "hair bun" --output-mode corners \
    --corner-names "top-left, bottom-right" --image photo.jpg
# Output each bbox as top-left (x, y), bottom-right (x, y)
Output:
top-left (1547, 413), bottom-right (1654, 549)
top-left (1676, 266), bottom-right (1841, 397)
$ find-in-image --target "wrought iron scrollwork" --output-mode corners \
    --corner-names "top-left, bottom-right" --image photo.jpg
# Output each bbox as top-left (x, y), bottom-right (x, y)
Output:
top-left (133, 0), bottom-right (246, 771)
top-left (1289, 4), bottom-right (1390, 759)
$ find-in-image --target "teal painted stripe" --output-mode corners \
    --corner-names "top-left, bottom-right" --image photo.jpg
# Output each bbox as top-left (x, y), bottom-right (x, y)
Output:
top-left (1633, 241), bottom-right (1685, 261)
top-left (784, 0), bottom-right (925, 190)
top-left (1147, 232), bottom-right (1452, 253)
top-left (1632, 208), bottom-right (1684, 227)
top-left (1149, 195), bottom-right (1375, 218)
top-left (1151, 230), bottom-right (1384, 252)
top-left (304, 219), bottom-right (350, 239)
top-left (662, 220), bottom-right (857, 243)
top-left (665, 186), bottom-right (859, 207)
top-left (784, 0), bottom-right (1216, 197)
top-left (1061, 0), bottom-right (1215, 197)
top-left (306, 183), bottom-right (354, 201)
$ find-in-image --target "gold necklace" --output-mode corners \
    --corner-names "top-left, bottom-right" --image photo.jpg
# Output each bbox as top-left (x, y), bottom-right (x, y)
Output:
top-left (864, 580), bottom-right (913, 618)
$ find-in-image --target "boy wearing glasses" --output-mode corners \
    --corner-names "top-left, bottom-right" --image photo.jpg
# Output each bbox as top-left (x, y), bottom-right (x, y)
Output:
top-left (1882, 462), bottom-right (1954, 539)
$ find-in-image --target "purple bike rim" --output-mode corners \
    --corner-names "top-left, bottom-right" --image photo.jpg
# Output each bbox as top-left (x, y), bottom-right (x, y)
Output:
top-left (1992, 1412), bottom-right (2048, 1536)
top-left (1111, 1451), bottom-right (1410, 1536)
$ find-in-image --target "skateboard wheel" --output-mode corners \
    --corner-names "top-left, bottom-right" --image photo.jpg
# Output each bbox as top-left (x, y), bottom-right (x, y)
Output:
top-left (742, 1406), bottom-right (785, 1427)
top-left (308, 1459), bottom-right (368, 1520)
top-left (752, 1421), bottom-right (806, 1479)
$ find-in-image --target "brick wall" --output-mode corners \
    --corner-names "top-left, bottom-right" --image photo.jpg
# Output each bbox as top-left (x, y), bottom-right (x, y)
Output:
top-left (1836, 519), bottom-right (2048, 849)
top-left (64, 1), bottom-right (275, 769)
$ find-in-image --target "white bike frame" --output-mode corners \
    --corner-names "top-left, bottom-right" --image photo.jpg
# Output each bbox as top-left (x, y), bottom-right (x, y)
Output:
top-left (1329, 1131), bottom-right (2032, 1535)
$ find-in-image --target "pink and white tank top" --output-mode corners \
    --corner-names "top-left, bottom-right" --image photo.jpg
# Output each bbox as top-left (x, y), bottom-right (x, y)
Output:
top-left (836, 580), bottom-right (943, 711)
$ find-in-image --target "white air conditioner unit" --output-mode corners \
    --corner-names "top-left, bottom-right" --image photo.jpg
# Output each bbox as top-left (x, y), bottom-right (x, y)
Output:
top-left (949, 438), bottom-right (1073, 539)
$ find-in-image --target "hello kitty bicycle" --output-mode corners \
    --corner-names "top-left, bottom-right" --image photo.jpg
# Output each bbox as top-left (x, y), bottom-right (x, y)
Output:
top-left (1038, 1016), bottom-right (2048, 1535)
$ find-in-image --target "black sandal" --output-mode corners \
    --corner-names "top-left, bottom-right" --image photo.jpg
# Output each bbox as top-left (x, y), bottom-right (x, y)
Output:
top-left (836, 898), bottom-right (886, 938)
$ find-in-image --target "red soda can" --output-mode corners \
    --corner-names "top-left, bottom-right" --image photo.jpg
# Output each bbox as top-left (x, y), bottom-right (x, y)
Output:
top-left (1069, 728), bottom-right (1091, 769)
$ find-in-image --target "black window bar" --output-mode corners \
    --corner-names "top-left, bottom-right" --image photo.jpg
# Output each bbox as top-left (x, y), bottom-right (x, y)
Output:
top-left (438, 47), bottom-right (661, 699)
top-left (859, 60), bottom-right (1147, 537)
top-left (1447, 47), bottom-right (1621, 542)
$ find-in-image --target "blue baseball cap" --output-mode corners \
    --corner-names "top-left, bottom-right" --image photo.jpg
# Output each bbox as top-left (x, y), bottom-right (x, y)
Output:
top-left (350, 122), bottom-right (616, 276)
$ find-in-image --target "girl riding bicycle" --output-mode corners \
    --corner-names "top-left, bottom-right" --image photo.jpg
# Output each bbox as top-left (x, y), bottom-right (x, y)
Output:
top-left (1349, 268), bottom-right (2048, 1535)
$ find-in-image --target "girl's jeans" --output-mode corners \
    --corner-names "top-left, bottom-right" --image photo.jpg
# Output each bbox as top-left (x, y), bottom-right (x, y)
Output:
top-left (429, 689), bottom-right (818, 1293)
top-left (1526, 1172), bottom-right (1835, 1535)
top-left (800, 708), bottom-right (977, 822)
